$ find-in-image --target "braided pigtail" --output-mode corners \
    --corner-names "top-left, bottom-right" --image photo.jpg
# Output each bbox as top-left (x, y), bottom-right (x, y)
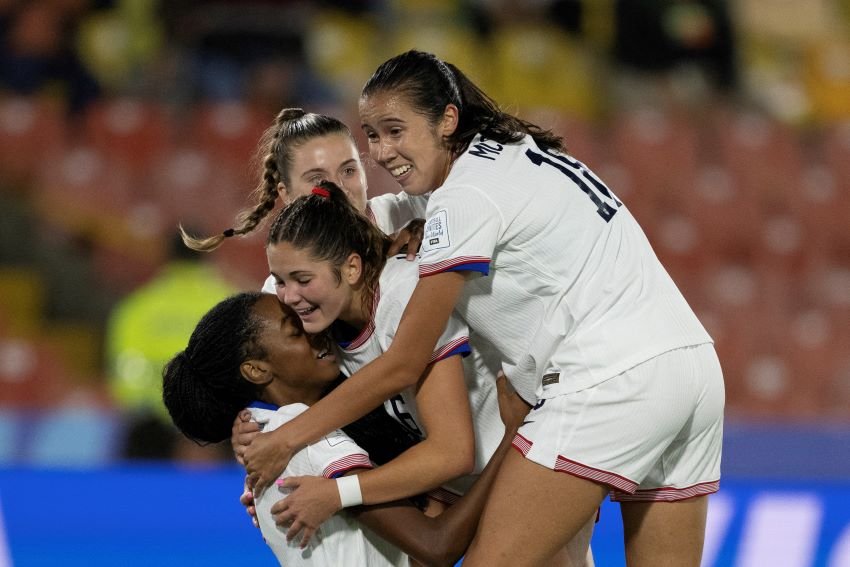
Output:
top-left (181, 108), bottom-right (357, 253)
top-left (162, 292), bottom-right (266, 444)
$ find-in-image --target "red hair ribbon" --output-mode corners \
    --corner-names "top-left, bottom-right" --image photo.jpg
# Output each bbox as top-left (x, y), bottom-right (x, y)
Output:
top-left (312, 186), bottom-right (330, 198)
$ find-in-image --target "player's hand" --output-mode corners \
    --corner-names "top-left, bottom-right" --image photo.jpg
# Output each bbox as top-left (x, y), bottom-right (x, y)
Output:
top-left (240, 482), bottom-right (259, 529)
top-left (272, 476), bottom-right (342, 548)
top-left (387, 218), bottom-right (425, 261)
top-left (243, 428), bottom-right (294, 495)
top-left (232, 410), bottom-right (260, 466)
top-left (496, 370), bottom-right (530, 432)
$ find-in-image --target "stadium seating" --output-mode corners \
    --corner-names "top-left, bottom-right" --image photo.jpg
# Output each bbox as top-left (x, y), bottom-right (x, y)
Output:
top-left (0, 97), bottom-right (66, 188)
top-left (81, 98), bottom-right (174, 174)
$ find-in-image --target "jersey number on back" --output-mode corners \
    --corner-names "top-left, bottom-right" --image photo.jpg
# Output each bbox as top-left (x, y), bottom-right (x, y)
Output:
top-left (389, 394), bottom-right (423, 437)
top-left (526, 148), bottom-right (622, 222)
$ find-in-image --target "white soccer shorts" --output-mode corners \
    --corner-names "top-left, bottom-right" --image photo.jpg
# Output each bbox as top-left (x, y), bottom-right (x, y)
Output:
top-left (513, 343), bottom-right (724, 501)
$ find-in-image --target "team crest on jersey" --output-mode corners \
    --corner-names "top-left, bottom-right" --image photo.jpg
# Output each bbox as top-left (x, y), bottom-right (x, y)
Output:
top-left (423, 209), bottom-right (450, 251)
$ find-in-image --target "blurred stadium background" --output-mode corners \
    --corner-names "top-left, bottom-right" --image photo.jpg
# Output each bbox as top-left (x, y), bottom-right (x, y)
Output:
top-left (0, 0), bottom-right (849, 565)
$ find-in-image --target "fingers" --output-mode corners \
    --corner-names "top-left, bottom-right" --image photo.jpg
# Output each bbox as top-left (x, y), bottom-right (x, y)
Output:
top-left (406, 220), bottom-right (424, 260)
top-left (273, 503), bottom-right (293, 526)
top-left (495, 370), bottom-right (513, 395)
top-left (387, 225), bottom-right (412, 257)
top-left (239, 488), bottom-right (254, 507)
top-left (232, 417), bottom-right (260, 465)
top-left (278, 476), bottom-right (302, 490)
top-left (298, 526), bottom-right (316, 549)
top-left (254, 475), bottom-right (272, 496)
top-left (386, 236), bottom-right (404, 256)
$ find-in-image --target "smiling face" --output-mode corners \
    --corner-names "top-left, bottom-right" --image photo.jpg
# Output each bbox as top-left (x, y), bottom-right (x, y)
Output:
top-left (359, 91), bottom-right (457, 196)
top-left (284, 133), bottom-right (368, 212)
top-left (266, 241), bottom-right (362, 334)
top-left (249, 294), bottom-right (340, 393)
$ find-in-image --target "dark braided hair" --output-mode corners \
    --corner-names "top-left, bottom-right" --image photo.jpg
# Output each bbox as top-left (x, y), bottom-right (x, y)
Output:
top-left (267, 180), bottom-right (391, 318)
top-left (182, 109), bottom-right (356, 252)
top-left (162, 292), bottom-right (266, 444)
top-left (361, 50), bottom-right (565, 156)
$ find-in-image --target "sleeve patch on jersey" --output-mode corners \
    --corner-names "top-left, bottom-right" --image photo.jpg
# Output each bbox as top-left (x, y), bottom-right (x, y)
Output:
top-left (422, 209), bottom-right (450, 252)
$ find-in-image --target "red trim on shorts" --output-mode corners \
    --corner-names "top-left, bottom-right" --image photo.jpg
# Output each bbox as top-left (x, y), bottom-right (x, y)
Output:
top-left (554, 455), bottom-right (638, 493)
top-left (512, 433), bottom-right (638, 493)
top-left (610, 480), bottom-right (720, 502)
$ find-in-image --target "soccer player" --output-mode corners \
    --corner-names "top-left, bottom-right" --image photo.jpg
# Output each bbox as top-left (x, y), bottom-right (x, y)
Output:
top-left (162, 291), bottom-right (526, 567)
top-left (180, 108), bottom-right (427, 257)
top-left (242, 50), bottom-right (725, 566)
top-left (240, 181), bottom-right (595, 565)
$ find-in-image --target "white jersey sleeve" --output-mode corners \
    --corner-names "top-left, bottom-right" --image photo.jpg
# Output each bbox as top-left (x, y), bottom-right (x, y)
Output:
top-left (338, 258), bottom-right (470, 442)
top-left (419, 188), bottom-right (499, 278)
top-left (366, 192), bottom-right (429, 236)
top-left (249, 403), bottom-right (373, 478)
top-left (261, 274), bottom-right (276, 294)
top-left (248, 402), bottom-right (407, 567)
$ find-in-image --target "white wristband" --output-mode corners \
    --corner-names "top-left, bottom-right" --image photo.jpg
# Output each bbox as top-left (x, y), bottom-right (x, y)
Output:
top-left (336, 475), bottom-right (363, 508)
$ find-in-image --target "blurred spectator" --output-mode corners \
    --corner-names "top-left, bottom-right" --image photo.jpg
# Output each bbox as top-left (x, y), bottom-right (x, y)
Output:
top-left (0, 0), bottom-right (101, 113)
top-left (613, 0), bottom-right (738, 91)
top-left (75, 0), bottom-right (167, 93)
top-left (105, 233), bottom-right (236, 459)
top-left (161, 0), bottom-right (336, 112)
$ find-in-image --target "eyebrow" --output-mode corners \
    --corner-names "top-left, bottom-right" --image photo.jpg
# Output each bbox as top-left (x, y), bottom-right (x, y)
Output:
top-left (361, 116), bottom-right (405, 130)
top-left (270, 269), bottom-right (314, 280)
top-left (300, 167), bottom-right (329, 178)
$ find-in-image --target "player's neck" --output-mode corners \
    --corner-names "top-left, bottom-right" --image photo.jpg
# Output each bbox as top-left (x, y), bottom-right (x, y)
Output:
top-left (338, 286), bottom-right (370, 331)
top-left (262, 382), bottom-right (325, 408)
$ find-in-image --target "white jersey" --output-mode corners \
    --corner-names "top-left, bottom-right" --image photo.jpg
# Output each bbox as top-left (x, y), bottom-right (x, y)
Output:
top-left (365, 191), bottom-right (430, 236)
top-left (420, 134), bottom-right (712, 401)
top-left (262, 193), bottom-right (429, 294)
top-left (337, 256), bottom-right (504, 495)
top-left (248, 402), bottom-right (408, 567)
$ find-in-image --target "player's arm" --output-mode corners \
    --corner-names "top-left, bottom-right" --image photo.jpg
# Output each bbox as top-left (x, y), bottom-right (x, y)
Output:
top-left (273, 353), bottom-right (475, 538)
top-left (243, 271), bottom-right (467, 491)
top-left (351, 374), bottom-right (527, 566)
top-left (354, 427), bottom-right (514, 566)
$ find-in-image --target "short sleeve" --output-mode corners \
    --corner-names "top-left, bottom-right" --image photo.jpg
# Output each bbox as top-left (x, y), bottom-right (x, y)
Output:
top-left (308, 428), bottom-right (374, 478)
top-left (366, 192), bottom-right (429, 235)
top-left (376, 264), bottom-right (471, 364)
top-left (419, 185), bottom-right (501, 278)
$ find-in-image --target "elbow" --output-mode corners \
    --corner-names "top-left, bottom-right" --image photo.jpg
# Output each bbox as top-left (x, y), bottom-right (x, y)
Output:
top-left (448, 438), bottom-right (476, 478)
top-left (414, 536), bottom-right (466, 567)
top-left (384, 357), bottom-right (424, 391)
top-left (457, 446), bottom-right (475, 477)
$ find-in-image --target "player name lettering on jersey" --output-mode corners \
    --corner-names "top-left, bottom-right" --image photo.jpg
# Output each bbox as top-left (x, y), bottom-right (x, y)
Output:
top-left (468, 138), bottom-right (504, 161)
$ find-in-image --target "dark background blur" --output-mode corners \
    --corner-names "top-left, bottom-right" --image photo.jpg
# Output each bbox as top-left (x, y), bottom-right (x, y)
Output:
top-left (0, 0), bottom-right (848, 480)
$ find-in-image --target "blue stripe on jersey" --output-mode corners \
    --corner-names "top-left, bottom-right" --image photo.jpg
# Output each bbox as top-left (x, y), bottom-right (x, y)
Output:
top-left (247, 400), bottom-right (278, 411)
top-left (445, 261), bottom-right (490, 275)
top-left (420, 256), bottom-right (491, 277)
top-left (434, 341), bottom-right (471, 362)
